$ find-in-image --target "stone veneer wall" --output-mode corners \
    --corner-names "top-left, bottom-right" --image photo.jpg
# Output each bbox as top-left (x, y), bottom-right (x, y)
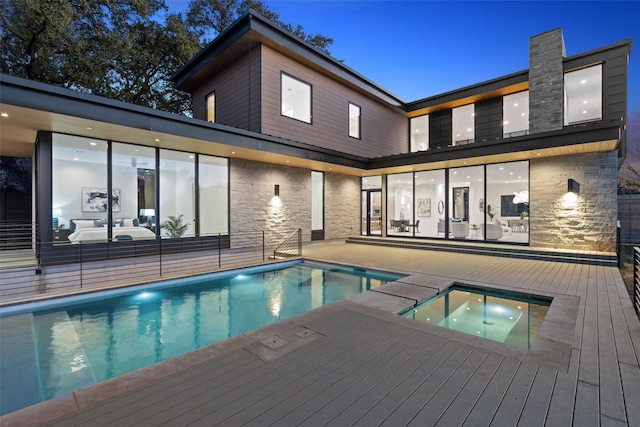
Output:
top-left (323, 172), bottom-right (360, 239)
top-left (229, 159), bottom-right (360, 247)
top-left (529, 151), bottom-right (618, 252)
top-left (529, 28), bottom-right (565, 134)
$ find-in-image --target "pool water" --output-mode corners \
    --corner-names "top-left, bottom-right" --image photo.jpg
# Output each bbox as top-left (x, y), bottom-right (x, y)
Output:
top-left (0, 260), bottom-right (402, 415)
top-left (403, 285), bottom-right (551, 350)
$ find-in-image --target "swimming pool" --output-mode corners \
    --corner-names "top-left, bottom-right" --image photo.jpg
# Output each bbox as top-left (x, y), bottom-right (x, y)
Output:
top-left (0, 260), bottom-right (403, 415)
top-left (403, 284), bottom-right (551, 350)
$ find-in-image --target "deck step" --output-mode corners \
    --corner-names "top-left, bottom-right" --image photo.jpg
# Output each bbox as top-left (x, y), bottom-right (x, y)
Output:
top-left (345, 236), bottom-right (617, 266)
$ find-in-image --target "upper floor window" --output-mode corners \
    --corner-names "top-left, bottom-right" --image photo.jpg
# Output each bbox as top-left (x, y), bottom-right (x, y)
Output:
top-left (452, 104), bottom-right (475, 145)
top-left (349, 102), bottom-right (361, 138)
top-left (564, 64), bottom-right (602, 125)
top-left (503, 91), bottom-right (529, 137)
top-left (410, 115), bottom-right (429, 152)
top-left (206, 91), bottom-right (215, 123)
top-left (281, 73), bottom-right (312, 124)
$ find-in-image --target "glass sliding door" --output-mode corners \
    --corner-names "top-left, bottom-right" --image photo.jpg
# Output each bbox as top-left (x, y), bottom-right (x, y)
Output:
top-left (361, 176), bottom-right (382, 236)
top-left (448, 166), bottom-right (484, 240)
top-left (414, 170), bottom-right (445, 238)
top-left (486, 161), bottom-right (529, 243)
top-left (387, 173), bottom-right (414, 236)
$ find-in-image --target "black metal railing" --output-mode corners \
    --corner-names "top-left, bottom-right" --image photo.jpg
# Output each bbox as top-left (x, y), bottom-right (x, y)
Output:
top-left (634, 247), bottom-right (639, 319)
top-left (273, 229), bottom-right (302, 259)
top-left (0, 229), bottom-right (303, 304)
top-left (0, 221), bottom-right (36, 250)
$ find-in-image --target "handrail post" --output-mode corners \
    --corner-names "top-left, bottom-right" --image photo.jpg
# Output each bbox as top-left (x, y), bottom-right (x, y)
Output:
top-left (218, 233), bottom-right (221, 268)
top-left (159, 237), bottom-right (162, 277)
top-left (298, 228), bottom-right (302, 256)
top-left (79, 242), bottom-right (83, 288)
top-left (263, 231), bottom-right (265, 262)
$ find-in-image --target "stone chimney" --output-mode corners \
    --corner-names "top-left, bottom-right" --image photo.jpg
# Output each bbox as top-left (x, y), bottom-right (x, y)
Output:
top-left (529, 28), bottom-right (566, 134)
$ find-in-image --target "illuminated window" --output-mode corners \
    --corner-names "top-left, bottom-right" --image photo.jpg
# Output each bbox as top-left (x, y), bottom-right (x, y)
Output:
top-left (452, 104), bottom-right (475, 145)
top-left (281, 73), bottom-right (312, 123)
top-left (503, 91), bottom-right (529, 137)
top-left (206, 92), bottom-right (215, 123)
top-left (410, 115), bottom-right (429, 151)
top-left (564, 64), bottom-right (602, 125)
top-left (349, 102), bottom-right (361, 138)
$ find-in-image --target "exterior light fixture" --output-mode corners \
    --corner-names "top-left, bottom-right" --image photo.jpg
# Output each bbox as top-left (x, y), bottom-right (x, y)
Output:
top-left (568, 179), bottom-right (580, 193)
top-left (274, 185), bottom-right (280, 197)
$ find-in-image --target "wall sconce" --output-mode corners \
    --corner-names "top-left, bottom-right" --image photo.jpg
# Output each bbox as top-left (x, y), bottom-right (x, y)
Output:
top-left (568, 179), bottom-right (580, 194)
top-left (274, 185), bottom-right (280, 197)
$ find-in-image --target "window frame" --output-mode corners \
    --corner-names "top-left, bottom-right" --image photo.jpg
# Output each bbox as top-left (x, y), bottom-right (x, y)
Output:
top-left (280, 72), bottom-right (313, 124)
top-left (348, 102), bottom-right (361, 139)
top-left (206, 91), bottom-right (215, 123)
top-left (564, 64), bottom-right (603, 126)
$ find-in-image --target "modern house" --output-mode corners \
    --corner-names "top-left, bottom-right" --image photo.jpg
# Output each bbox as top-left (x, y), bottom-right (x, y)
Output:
top-left (0, 10), bottom-right (632, 263)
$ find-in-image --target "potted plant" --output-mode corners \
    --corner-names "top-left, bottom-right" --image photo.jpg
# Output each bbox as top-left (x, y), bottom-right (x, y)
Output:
top-left (161, 214), bottom-right (189, 238)
top-left (521, 211), bottom-right (529, 220)
top-left (486, 204), bottom-right (496, 221)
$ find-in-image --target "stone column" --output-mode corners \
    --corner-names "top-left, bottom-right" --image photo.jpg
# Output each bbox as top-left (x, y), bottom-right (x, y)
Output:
top-left (529, 28), bottom-right (566, 134)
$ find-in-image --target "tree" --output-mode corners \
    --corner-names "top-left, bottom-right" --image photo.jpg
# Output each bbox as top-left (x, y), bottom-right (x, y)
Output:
top-left (0, 0), bottom-right (200, 114)
top-left (186, 0), bottom-right (333, 53)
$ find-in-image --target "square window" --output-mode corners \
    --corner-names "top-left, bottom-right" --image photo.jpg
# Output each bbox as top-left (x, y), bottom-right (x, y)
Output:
top-left (281, 73), bottom-right (312, 123)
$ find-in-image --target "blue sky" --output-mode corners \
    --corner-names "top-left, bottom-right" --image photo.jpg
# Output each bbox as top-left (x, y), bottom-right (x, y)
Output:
top-left (167, 0), bottom-right (639, 144)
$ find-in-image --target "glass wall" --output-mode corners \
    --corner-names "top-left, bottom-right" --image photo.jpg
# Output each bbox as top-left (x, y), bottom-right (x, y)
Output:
top-left (410, 115), bottom-right (429, 152)
top-left (199, 155), bottom-right (228, 235)
top-left (51, 133), bottom-right (229, 243)
top-left (503, 91), bottom-right (529, 137)
top-left (564, 64), bottom-right (602, 125)
top-left (414, 170), bottom-right (445, 238)
top-left (486, 161), bottom-right (529, 243)
top-left (387, 173), bottom-right (414, 236)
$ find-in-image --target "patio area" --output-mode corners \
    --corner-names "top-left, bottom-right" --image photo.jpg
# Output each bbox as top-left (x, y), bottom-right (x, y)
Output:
top-left (1, 239), bottom-right (639, 426)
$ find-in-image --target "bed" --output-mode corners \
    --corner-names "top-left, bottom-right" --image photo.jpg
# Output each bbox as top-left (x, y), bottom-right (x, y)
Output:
top-left (68, 218), bottom-right (156, 243)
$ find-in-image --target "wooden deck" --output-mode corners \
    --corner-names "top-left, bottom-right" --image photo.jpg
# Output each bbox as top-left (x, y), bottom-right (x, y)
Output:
top-left (2, 240), bottom-right (639, 426)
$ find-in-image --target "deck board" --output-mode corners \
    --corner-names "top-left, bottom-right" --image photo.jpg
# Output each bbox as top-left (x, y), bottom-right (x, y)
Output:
top-left (3, 241), bottom-right (638, 427)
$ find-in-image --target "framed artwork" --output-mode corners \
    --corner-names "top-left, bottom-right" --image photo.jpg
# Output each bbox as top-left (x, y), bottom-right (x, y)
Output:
top-left (417, 198), bottom-right (431, 217)
top-left (82, 187), bottom-right (121, 212)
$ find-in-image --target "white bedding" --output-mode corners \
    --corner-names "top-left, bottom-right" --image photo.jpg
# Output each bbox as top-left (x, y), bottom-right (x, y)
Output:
top-left (68, 227), bottom-right (156, 243)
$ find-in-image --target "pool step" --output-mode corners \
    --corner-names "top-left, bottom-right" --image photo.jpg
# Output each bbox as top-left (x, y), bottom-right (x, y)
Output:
top-left (345, 236), bottom-right (618, 266)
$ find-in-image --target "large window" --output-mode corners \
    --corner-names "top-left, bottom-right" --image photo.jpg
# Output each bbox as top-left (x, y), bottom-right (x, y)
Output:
top-left (410, 115), bottom-right (429, 152)
top-left (448, 166), bottom-right (484, 240)
top-left (503, 91), bottom-right (529, 137)
top-left (348, 102), bottom-right (361, 139)
top-left (564, 64), bottom-right (602, 125)
top-left (281, 73), bottom-right (312, 123)
top-left (452, 104), bottom-right (475, 145)
top-left (112, 142), bottom-right (156, 228)
top-left (52, 134), bottom-right (109, 238)
top-left (414, 170), bottom-right (445, 238)
top-left (387, 173), bottom-right (414, 236)
top-left (159, 150), bottom-right (195, 238)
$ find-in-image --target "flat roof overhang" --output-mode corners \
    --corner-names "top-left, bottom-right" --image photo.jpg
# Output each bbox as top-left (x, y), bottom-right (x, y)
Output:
top-left (1, 75), bottom-right (621, 178)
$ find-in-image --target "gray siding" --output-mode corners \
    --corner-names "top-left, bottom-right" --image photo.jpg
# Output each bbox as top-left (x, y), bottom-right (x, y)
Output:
top-left (192, 47), bottom-right (261, 132)
top-left (260, 45), bottom-right (407, 158)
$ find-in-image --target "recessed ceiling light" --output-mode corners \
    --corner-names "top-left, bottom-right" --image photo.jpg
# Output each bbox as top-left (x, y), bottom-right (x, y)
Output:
top-left (537, 153), bottom-right (541, 156)
top-left (580, 79), bottom-right (587, 84)
top-left (510, 172), bottom-right (514, 175)
top-left (73, 157), bottom-right (79, 161)
top-left (466, 176), bottom-right (470, 179)
top-left (521, 113), bottom-right (526, 116)
top-left (154, 138), bottom-right (160, 142)
top-left (453, 171), bottom-right (457, 174)
top-left (466, 128), bottom-right (472, 132)
top-left (286, 160), bottom-right (289, 163)
top-left (514, 103), bottom-right (518, 107)
top-left (1, 113), bottom-right (9, 117)
top-left (583, 110), bottom-right (588, 114)
top-left (504, 121), bottom-right (509, 125)
top-left (86, 126), bottom-right (92, 130)
top-left (231, 151), bottom-right (235, 154)
top-left (90, 142), bottom-right (96, 146)
top-left (189, 155), bottom-right (194, 159)
top-left (500, 167), bottom-right (504, 170)
top-left (583, 100), bottom-right (588, 104)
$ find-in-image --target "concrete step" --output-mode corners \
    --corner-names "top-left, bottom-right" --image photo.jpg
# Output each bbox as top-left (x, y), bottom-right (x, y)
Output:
top-left (345, 236), bottom-right (617, 266)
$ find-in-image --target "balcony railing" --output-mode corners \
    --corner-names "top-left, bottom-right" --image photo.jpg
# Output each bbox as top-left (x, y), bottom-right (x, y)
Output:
top-left (0, 227), bottom-right (303, 304)
top-left (634, 247), bottom-right (640, 320)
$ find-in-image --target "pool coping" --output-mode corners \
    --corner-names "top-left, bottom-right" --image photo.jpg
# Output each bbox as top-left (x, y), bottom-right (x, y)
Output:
top-left (0, 257), bottom-right (579, 425)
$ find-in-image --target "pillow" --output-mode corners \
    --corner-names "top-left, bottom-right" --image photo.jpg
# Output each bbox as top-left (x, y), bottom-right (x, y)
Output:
top-left (73, 220), bottom-right (96, 230)
top-left (123, 218), bottom-right (134, 227)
